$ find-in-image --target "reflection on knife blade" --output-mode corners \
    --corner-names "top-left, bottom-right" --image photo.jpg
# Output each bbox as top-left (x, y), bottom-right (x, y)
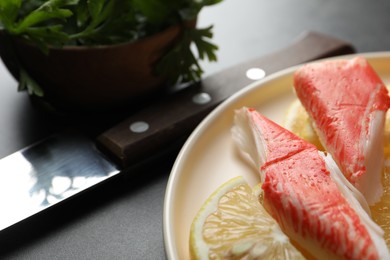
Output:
top-left (0, 132), bottom-right (119, 231)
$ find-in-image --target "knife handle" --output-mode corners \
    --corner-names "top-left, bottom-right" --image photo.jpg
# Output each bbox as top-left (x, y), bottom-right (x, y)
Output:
top-left (97, 31), bottom-right (355, 168)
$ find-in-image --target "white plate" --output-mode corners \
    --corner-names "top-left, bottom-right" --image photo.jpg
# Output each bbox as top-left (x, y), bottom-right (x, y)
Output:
top-left (163, 52), bottom-right (390, 259)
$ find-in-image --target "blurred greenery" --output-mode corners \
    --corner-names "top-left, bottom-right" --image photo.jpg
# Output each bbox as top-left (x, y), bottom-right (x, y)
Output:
top-left (0, 0), bottom-right (223, 94)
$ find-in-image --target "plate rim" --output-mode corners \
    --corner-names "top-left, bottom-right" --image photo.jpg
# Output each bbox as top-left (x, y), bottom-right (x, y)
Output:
top-left (163, 51), bottom-right (390, 259)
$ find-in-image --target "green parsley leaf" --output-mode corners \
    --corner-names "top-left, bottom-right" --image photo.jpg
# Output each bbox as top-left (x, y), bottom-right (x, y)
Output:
top-left (18, 68), bottom-right (44, 97)
top-left (155, 25), bottom-right (218, 84)
top-left (0, 0), bottom-right (22, 29)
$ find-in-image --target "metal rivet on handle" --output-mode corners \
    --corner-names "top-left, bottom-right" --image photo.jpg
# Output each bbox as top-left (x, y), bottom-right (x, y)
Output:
top-left (192, 92), bottom-right (211, 105)
top-left (130, 121), bottom-right (149, 133)
top-left (246, 68), bottom-right (266, 80)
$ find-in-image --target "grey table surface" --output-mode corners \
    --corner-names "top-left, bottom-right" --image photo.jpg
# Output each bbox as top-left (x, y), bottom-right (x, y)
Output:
top-left (0, 0), bottom-right (390, 259)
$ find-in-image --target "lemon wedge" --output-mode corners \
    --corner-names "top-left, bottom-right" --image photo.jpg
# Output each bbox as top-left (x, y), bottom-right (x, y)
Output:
top-left (189, 176), bottom-right (305, 259)
top-left (370, 161), bottom-right (390, 248)
top-left (384, 109), bottom-right (390, 158)
top-left (283, 99), bottom-right (324, 150)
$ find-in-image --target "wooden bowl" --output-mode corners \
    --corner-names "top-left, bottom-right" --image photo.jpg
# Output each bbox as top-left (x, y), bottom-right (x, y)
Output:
top-left (0, 23), bottom-right (188, 112)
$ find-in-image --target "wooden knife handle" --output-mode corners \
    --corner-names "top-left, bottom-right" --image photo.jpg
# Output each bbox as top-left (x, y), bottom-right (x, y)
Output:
top-left (97, 31), bottom-right (355, 168)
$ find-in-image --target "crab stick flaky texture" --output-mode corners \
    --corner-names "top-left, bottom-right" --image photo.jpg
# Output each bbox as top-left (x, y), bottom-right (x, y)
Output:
top-left (293, 57), bottom-right (390, 205)
top-left (232, 108), bottom-right (389, 259)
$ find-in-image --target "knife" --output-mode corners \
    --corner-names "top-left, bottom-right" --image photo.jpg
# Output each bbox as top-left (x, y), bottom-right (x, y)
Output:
top-left (0, 31), bottom-right (354, 232)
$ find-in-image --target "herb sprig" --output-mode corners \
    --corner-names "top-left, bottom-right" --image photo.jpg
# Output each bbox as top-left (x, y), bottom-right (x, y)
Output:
top-left (0, 0), bottom-right (222, 96)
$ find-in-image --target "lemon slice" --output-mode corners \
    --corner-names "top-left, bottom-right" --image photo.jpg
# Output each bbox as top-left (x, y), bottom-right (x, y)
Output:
top-left (370, 161), bottom-right (390, 248)
top-left (189, 176), bottom-right (305, 259)
top-left (384, 109), bottom-right (390, 158)
top-left (376, 95), bottom-right (390, 245)
top-left (283, 99), bottom-right (324, 150)
top-left (385, 85), bottom-right (390, 157)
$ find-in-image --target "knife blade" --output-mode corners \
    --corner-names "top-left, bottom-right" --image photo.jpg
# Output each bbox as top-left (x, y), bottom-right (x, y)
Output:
top-left (0, 31), bottom-right (354, 232)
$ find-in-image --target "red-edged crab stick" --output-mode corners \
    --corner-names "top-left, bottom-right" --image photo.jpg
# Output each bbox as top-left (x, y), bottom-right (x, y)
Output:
top-left (294, 57), bottom-right (390, 205)
top-left (232, 107), bottom-right (389, 259)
